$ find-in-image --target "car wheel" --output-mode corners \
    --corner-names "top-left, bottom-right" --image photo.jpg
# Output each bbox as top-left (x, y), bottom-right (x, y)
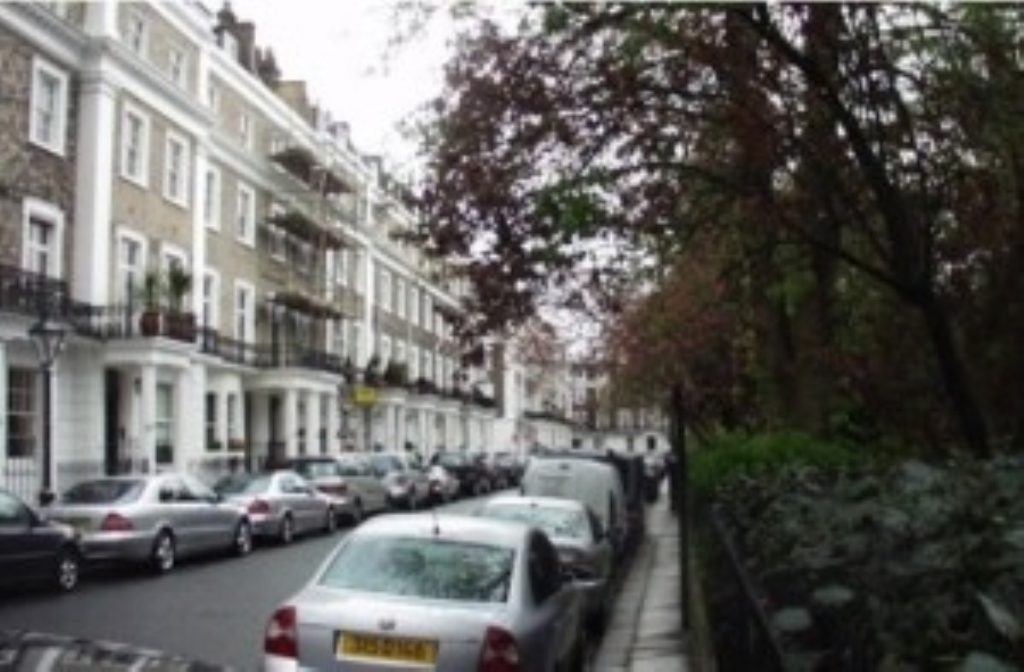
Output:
top-left (278, 514), bottom-right (295, 545)
top-left (151, 530), bottom-right (175, 574)
top-left (349, 500), bottom-right (364, 526)
top-left (233, 521), bottom-right (253, 557)
top-left (324, 507), bottom-right (337, 533)
top-left (54, 547), bottom-right (80, 592)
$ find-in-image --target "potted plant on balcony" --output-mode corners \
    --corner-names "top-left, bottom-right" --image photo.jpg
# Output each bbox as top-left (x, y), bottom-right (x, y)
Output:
top-left (165, 265), bottom-right (195, 342)
top-left (364, 355), bottom-right (382, 386)
top-left (139, 270), bottom-right (163, 337)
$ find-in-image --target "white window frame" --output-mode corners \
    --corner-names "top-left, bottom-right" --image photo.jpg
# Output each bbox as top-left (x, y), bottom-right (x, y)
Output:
top-left (163, 130), bottom-right (190, 207)
top-left (395, 277), bottom-right (406, 319)
top-left (349, 323), bottom-right (361, 363)
top-left (203, 164), bottom-right (221, 229)
top-left (239, 112), bottom-right (252, 150)
top-left (21, 198), bottom-right (64, 279)
top-left (168, 44), bottom-right (188, 89)
top-left (378, 268), bottom-right (392, 311)
top-left (409, 345), bottom-right (420, 380)
top-left (233, 280), bottom-right (255, 343)
top-left (409, 285), bottom-right (418, 326)
top-left (120, 103), bottom-right (150, 188)
top-left (423, 352), bottom-right (433, 382)
top-left (381, 335), bottom-right (392, 365)
top-left (29, 57), bottom-right (68, 156)
top-left (395, 341), bottom-right (406, 365)
top-left (423, 294), bottom-right (433, 329)
top-left (125, 10), bottom-right (149, 57)
top-left (115, 228), bottom-right (147, 305)
top-left (206, 80), bottom-right (220, 113)
top-left (202, 268), bottom-right (220, 331)
top-left (353, 250), bottom-right (365, 292)
top-left (235, 181), bottom-right (256, 247)
top-left (335, 248), bottom-right (348, 286)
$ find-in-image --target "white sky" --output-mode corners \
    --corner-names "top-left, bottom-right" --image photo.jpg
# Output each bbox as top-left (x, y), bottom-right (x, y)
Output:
top-left (228, 0), bottom-right (458, 171)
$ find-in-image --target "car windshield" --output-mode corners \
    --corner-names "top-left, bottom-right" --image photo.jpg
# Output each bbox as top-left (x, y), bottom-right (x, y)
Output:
top-left (438, 453), bottom-right (466, 467)
top-left (319, 536), bottom-right (515, 603)
top-left (484, 504), bottom-right (591, 542)
top-left (216, 475), bottom-right (270, 495)
top-left (371, 455), bottom-right (404, 473)
top-left (293, 461), bottom-right (339, 479)
top-left (61, 480), bottom-right (145, 505)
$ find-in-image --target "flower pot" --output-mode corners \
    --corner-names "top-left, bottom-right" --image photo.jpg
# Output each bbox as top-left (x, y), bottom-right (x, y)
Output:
top-left (140, 310), bottom-right (161, 337)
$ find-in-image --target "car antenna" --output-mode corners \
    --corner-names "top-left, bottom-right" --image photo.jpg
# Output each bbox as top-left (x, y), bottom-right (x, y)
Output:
top-left (431, 506), bottom-right (441, 536)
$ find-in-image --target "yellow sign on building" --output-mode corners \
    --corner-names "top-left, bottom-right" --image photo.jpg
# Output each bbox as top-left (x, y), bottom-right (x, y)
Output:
top-left (352, 386), bottom-right (378, 407)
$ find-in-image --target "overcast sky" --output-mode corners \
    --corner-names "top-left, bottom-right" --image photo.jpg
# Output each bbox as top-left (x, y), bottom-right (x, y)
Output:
top-left (229, 0), bottom-right (458, 172)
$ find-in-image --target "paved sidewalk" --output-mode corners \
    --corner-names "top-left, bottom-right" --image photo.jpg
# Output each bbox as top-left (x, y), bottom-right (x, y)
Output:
top-left (594, 495), bottom-right (689, 671)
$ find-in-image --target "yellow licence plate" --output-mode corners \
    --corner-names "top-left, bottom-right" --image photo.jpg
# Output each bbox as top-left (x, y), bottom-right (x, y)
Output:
top-left (337, 633), bottom-right (439, 665)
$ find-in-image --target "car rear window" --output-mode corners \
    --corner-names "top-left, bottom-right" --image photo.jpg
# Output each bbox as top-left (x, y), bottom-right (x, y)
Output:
top-left (438, 453), bottom-right (466, 467)
top-left (216, 474), bottom-right (274, 495)
top-left (319, 536), bottom-right (515, 603)
top-left (293, 461), bottom-right (340, 479)
top-left (484, 504), bottom-right (590, 542)
top-left (62, 480), bottom-right (144, 505)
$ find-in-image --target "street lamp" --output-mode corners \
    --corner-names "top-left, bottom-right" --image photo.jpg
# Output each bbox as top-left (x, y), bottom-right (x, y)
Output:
top-left (29, 313), bottom-right (66, 506)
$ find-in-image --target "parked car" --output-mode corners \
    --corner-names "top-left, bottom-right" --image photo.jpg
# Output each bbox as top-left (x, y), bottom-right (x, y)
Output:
top-left (470, 452), bottom-right (499, 492)
top-left (0, 488), bottom-right (82, 592)
top-left (432, 451), bottom-right (489, 497)
top-left (480, 495), bottom-right (614, 632)
top-left (426, 464), bottom-right (460, 504)
top-left (368, 452), bottom-right (431, 510)
top-left (0, 629), bottom-right (232, 671)
top-left (46, 474), bottom-right (252, 574)
top-left (490, 451), bottom-right (525, 488)
top-left (284, 455), bottom-right (389, 521)
top-left (263, 513), bottom-right (588, 671)
top-left (214, 470), bottom-right (341, 543)
top-left (521, 457), bottom-right (629, 560)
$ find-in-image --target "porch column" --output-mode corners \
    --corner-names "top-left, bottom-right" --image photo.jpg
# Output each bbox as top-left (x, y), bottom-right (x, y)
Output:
top-left (139, 364), bottom-right (157, 473)
top-left (284, 388), bottom-right (298, 458)
top-left (250, 391), bottom-right (269, 465)
top-left (325, 392), bottom-right (339, 454)
top-left (173, 368), bottom-right (189, 471)
top-left (305, 391), bottom-right (321, 456)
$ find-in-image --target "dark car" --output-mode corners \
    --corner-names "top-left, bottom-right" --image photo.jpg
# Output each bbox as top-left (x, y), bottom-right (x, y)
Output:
top-left (0, 629), bottom-right (230, 670)
top-left (0, 488), bottom-right (82, 592)
top-left (431, 451), bottom-right (489, 497)
top-left (491, 451), bottom-right (525, 487)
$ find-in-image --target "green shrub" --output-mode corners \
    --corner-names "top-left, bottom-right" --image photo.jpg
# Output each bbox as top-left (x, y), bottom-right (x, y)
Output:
top-left (691, 430), bottom-right (860, 494)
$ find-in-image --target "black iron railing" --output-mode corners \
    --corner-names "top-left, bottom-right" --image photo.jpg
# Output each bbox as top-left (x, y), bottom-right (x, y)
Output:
top-left (703, 506), bottom-right (787, 672)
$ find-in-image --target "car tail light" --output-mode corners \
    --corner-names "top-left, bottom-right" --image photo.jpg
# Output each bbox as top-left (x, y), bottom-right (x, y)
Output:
top-left (99, 512), bottom-right (134, 532)
top-left (264, 606), bottom-right (298, 659)
top-left (248, 499), bottom-right (271, 515)
top-left (478, 626), bottom-right (521, 672)
top-left (318, 483), bottom-right (348, 497)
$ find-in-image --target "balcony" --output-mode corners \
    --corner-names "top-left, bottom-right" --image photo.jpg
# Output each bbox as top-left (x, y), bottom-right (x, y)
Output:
top-left (70, 305), bottom-right (196, 343)
top-left (0, 264), bottom-right (70, 321)
top-left (267, 195), bottom-right (346, 250)
top-left (270, 140), bottom-right (352, 196)
top-left (198, 327), bottom-right (343, 375)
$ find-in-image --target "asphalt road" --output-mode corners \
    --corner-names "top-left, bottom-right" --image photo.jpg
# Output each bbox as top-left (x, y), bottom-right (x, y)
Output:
top-left (0, 497), bottom-right (491, 670)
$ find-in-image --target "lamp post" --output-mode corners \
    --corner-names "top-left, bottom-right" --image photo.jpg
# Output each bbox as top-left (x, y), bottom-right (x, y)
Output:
top-left (29, 312), bottom-right (66, 507)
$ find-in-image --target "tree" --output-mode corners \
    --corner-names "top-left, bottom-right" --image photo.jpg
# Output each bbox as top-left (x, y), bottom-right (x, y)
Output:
top-left (414, 4), bottom-right (1024, 456)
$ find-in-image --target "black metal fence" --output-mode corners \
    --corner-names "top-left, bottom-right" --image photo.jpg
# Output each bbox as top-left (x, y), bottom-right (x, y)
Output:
top-left (700, 504), bottom-right (787, 671)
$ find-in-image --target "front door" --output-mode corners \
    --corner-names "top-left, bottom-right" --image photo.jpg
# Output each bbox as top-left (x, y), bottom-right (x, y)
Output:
top-left (104, 369), bottom-right (120, 475)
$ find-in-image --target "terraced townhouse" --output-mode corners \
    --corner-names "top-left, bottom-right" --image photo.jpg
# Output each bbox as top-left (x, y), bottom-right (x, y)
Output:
top-left (0, 1), bottom-right (504, 502)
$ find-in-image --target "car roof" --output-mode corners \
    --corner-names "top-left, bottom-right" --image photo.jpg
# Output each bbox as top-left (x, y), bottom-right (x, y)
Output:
top-left (485, 495), bottom-right (588, 512)
top-left (527, 457), bottom-right (618, 477)
top-left (356, 512), bottom-right (530, 547)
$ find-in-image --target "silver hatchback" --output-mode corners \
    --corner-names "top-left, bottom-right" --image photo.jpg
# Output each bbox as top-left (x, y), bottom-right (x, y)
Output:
top-left (263, 513), bottom-right (587, 671)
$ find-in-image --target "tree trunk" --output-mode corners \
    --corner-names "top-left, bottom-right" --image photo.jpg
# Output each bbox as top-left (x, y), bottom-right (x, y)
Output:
top-left (918, 291), bottom-right (990, 457)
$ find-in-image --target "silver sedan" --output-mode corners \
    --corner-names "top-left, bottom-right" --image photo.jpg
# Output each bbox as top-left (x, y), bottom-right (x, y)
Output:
top-left (214, 470), bottom-right (341, 544)
top-left (263, 513), bottom-right (587, 671)
top-left (480, 495), bottom-right (615, 633)
top-left (46, 474), bottom-right (252, 573)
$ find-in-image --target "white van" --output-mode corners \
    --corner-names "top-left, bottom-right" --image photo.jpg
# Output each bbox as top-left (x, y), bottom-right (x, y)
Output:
top-left (520, 457), bottom-right (628, 553)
